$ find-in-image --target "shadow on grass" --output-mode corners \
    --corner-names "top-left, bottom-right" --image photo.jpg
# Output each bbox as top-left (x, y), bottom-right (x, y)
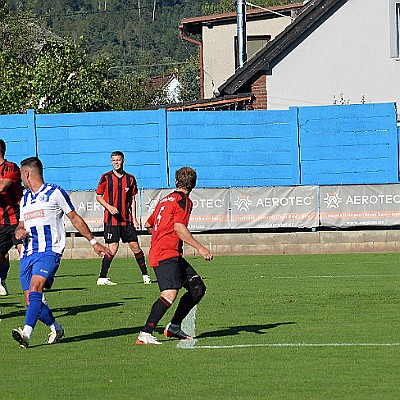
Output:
top-left (60, 326), bottom-right (142, 344)
top-left (44, 287), bottom-right (87, 293)
top-left (196, 322), bottom-right (297, 338)
top-left (0, 302), bottom-right (26, 319)
top-left (1, 301), bottom-right (130, 321)
top-left (52, 301), bottom-right (131, 317)
top-left (56, 273), bottom-right (96, 278)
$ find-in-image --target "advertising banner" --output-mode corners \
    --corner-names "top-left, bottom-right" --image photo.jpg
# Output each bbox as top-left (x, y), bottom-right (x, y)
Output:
top-left (142, 188), bottom-right (230, 231)
top-left (231, 186), bottom-right (318, 229)
top-left (65, 191), bottom-right (104, 232)
top-left (320, 184), bottom-right (400, 228)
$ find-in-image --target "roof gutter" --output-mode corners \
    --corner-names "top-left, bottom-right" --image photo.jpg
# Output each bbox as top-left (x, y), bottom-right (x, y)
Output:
top-left (179, 28), bottom-right (205, 99)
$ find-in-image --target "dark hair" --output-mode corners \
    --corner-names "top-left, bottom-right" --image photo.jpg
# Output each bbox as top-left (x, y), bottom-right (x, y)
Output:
top-left (175, 167), bottom-right (197, 192)
top-left (111, 151), bottom-right (124, 159)
top-left (0, 139), bottom-right (5, 157)
top-left (21, 157), bottom-right (43, 176)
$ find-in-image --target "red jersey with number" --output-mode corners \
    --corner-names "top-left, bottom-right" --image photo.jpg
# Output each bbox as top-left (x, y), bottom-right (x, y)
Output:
top-left (0, 160), bottom-right (23, 226)
top-left (147, 191), bottom-right (192, 267)
top-left (96, 171), bottom-right (138, 226)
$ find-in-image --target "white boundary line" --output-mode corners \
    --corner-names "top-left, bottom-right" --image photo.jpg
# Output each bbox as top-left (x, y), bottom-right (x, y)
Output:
top-left (183, 342), bottom-right (400, 349)
top-left (274, 274), bottom-right (400, 279)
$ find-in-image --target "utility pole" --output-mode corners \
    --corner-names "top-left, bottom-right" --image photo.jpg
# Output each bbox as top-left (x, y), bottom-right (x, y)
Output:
top-left (152, 0), bottom-right (157, 21)
top-left (237, 0), bottom-right (247, 68)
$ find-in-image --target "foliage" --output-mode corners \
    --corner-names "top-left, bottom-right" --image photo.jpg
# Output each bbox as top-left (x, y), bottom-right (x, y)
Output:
top-left (203, 0), bottom-right (294, 15)
top-left (178, 55), bottom-right (200, 102)
top-left (107, 73), bottom-right (165, 110)
top-left (1, 0), bottom-right (222, 111)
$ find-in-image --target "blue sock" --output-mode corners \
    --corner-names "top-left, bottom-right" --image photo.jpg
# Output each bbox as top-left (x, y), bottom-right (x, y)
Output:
top-left (38, 303), bottom-right (56, 326)
top-left (0, 263), bottom-right (9, 280)
top-left (25, 292), bottom-right (43, 329)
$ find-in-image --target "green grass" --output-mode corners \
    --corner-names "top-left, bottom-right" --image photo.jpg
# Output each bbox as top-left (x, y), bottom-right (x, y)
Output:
top-left (2, 253), bottom-right (400, 399)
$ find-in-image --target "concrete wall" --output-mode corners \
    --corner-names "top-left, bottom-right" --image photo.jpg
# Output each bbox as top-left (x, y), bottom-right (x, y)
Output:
top-left (9, 230), bottom-right (400, 260)
top-left (267, 0), bottom-right (400, 109)
top-left (202, 16), bottom-right (292, 98)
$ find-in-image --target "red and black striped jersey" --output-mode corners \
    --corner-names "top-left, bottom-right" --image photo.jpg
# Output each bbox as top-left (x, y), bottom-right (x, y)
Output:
top-left (146, 191), bottom-right (192, 267)
top-left (0, 160), bottom-right (23, 226)
top-left (96, 170), bottom-right (138, 226)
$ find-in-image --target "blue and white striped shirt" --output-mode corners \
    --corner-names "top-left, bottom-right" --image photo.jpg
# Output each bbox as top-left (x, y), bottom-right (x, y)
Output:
top-left (20, 183), bottom-right (75, 257)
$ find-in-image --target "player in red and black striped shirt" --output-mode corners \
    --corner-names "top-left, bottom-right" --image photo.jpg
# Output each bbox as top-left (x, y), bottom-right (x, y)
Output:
top-left (136, 167), bottom-right (213, 345)
top-left (95, 151), bottom-right (151, 285)
top-left (0, 139), bottom-right (23, 295)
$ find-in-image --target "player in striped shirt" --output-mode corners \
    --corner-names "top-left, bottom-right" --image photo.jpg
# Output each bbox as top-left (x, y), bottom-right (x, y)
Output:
top-left (12, 157), bottom-right (112, 348)
top-left (136, 167), bottom-right (213, 345)
top-left (0, 139), bottom-right (23, 295)
top-left (95, 151), bottom-right (151, 285)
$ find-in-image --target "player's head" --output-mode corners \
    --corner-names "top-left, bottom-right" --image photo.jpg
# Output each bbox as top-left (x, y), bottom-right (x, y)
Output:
top-left (175, 167), bottom-right (197, 193)
top-left (111, 151), bottom-right (125, 172)
top-left (111, 151), bottom-right (124, 159)
top-left (0, 139), bottom-right (6, 157)
top-left (20, 157), bottom-right (44, 187)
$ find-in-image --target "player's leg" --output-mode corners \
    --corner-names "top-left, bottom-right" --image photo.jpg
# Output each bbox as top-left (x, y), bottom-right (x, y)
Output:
top-left (12, 253), bottom-right (63, 347)
top-left (0, 251), bottom-right (10, 295)
top-left (124, 225), bottom-right (151, 284)
top-left (97, 225), bottom-right (118, 285)
top-left (165, 259), bottom-right (206, 340)
top-left (0, 226), bottom-right (15, 296)
top-left (136, 258), bottom-right (180, 345)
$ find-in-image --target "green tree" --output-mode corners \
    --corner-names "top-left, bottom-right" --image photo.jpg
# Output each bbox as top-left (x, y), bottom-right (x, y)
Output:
top-left (29, 38), bottom-right (112, 113)
top-left (203, 0), bottom-right (293, 15)
top-left (108, 74), bottom-right (164, 110)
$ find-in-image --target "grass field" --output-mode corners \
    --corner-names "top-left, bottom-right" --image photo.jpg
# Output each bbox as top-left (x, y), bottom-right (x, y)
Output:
top-left (1, 253), bottom-right (400, 399)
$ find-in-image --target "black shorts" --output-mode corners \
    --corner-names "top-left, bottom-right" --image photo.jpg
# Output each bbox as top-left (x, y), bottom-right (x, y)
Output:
top-left (154, 257), bottom-right (198, 292)
top-left (0, 225), bottom-right (22, 254)
top-left (103, 224), bottom-right (138, 244)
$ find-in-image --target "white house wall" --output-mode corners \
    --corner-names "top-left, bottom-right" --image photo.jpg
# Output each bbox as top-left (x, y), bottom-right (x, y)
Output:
top-left (202, 16), bottom-right (292, 98)
top-left (267, 0), bottom-right (400, 110)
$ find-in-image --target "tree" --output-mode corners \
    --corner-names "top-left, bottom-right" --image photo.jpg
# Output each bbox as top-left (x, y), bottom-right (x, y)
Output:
top-left (30, 38), bottom-right (113, 113)
top-left (108, 74), bottom-right (164, 110)
top-left (203, 0), bottom-right (293, 15)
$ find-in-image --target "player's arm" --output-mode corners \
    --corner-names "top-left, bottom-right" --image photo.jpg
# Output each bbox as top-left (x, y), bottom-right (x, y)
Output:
top-left (0, 177), bottom-right (14, 191)
top-left (14, 221), bottom-right (30, 240)
top-left (66, 210), bottom-right (112, 259)
top-left (96, 194), bottom-right (119, 215)
top-left (144, 221), bottom-right (153, 234)
top-left (174, 222), bottom-right (213, 261)
top-left (131, 196), bottom-right (140, 229)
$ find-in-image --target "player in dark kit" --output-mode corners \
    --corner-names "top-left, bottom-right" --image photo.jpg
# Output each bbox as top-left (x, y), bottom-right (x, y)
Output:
top-left (96, 151), bottom-right (151, 285)
top-left (0, 139), bottom-right (23, 295)
top-left (136, 166), bottom-right (213, 345)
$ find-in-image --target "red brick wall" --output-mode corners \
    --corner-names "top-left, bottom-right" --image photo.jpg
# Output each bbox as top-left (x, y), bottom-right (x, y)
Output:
top-left (250, 73), bottom-right (267, 110)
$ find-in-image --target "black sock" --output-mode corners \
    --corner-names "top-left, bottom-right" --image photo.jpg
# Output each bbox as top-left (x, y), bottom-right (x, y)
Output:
top-left (134, 250), bottom-right (148, 275)
top-left (170, 291), bottom-right (197, 326)
top-left (99, 256), bottom-right (112, 278)
top-left (142, 297), bottom-right (172, 333)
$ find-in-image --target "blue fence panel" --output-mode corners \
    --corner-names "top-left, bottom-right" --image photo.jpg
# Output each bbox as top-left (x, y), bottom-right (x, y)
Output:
top-left (167, 108), bottom-right (300, 188)
top-left (36, 109), bottom-right (168, 191)
top-left (299, 103), bottom-right (399, 185)
top-left (0, 110), bottom-right (36, 165)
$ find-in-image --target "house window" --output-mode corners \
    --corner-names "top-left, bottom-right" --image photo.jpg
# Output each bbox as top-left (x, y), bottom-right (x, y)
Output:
top-left (390, 0), bottom-right (400, 58)
top-left (235, 35), bottom-right (271, 68)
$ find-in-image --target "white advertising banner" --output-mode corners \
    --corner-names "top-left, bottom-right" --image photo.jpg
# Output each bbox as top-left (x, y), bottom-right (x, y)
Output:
top-left (141, 188), bottom-right (230, 231)
top-left (231, 186), bottom-right (319, 229)
top-left (320, 184), bottom-right (400, 228)
top-left (65, 191), bottom-right (104, 232)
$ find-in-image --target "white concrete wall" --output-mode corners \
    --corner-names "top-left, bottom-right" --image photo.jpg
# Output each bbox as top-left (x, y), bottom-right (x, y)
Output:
top-left (9, 230), bottom-right (400, 260)
top-left (267, 0), bottom-right (400, 109)
top-left (203, 16), bottom-right (292, 98)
